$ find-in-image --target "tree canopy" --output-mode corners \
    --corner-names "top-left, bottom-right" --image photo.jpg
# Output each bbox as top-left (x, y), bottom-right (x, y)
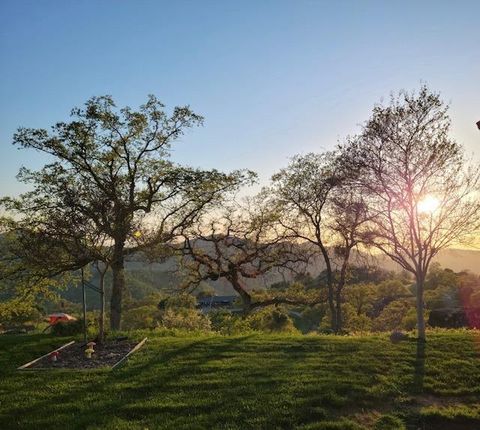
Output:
top-left (1, 95), bottom-right (253, 329)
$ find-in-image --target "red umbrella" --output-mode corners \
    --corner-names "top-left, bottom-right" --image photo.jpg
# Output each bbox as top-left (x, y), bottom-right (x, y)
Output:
top-left (47, 313), bottom-right (77, 325)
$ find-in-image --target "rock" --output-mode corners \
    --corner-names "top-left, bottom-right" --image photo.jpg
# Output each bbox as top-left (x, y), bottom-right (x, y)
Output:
top-left (390, 330), bottom-right (409, 343)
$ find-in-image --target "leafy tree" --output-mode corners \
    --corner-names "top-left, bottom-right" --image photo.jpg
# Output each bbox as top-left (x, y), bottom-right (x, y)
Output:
top-left (347, 86), bottom-right (480, 339)
top-left (1, 95), bottom-right (251, 329)
top-left (341, 303), bottom-right (372, 332)
top-left (372, 299), bottom-right (413, 332)
top-left (343, 283), bottom-right (376, 316)
top-left (270, 151), bottom-right (366, 331)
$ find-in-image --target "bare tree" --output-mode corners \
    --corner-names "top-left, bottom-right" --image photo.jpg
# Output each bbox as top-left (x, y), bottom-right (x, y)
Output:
top-left (347, 86), bottom-right (480, 340)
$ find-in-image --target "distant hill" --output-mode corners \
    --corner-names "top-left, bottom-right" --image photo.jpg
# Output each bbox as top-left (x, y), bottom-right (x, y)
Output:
top-left (373, 248), bottom-right (480, 274)
top-left (56, 247), bottom-right (480, 307)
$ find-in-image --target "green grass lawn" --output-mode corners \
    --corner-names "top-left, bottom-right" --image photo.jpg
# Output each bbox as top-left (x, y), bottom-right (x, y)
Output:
top-left (1, 331), bottom-right (479, 429)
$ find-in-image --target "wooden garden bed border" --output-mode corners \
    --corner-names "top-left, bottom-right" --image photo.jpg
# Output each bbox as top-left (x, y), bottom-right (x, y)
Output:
top-left (111, 337), bottom-right (148, 369)
top-left (17, 337), bottom-right (147, 371)
top-left (17, 340), bottom-right (76, 370)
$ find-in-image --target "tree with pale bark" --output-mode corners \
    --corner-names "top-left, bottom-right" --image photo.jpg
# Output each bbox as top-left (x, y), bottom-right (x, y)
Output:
top-left (346, 86), bottom-right (480, 340)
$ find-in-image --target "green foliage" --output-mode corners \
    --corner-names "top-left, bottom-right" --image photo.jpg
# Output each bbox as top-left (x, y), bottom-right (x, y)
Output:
top-left (0, 275), bottom-right (67, 328)
top-left (247, 306), bottom-right (298, 333)
top-left (0, 296), bottom-right (42, 329)
top-left (122, 305), bottom-right (160, 330)
top-left (342, 303), bottom-right (372, 332)
top-left (50, 312), bottom-right (98, 336)
top-left (208, 310), bottom-right (251, 335)
top-left (377, 280), bottom-right (410, 299)
top-left (160, 308), bottom-right (211, 332)
top-left (343, 283), bottom-right (376, 315)
top-left (161, 294), bottom-right (197, 310)
top-left (295, 304), bottom-right (327, 333)
top-left (401, 307), bottom-right (419, 331)
top-left (373, 300), bottom-right (412, 331)
top-left (50, 319), bottom-right (84, 336)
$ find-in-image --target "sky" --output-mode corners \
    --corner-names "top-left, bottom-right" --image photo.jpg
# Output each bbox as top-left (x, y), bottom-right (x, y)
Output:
top-left (0, 0), bottom-right (479, 196)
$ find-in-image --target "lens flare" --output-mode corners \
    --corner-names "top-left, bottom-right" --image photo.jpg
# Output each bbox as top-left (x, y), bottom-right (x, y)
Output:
top-left (418, 195), bottom-right (440, 214)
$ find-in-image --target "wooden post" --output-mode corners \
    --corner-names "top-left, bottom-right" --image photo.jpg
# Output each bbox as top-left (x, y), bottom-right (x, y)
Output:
top-left (81, 267), bottom-right (87, 344)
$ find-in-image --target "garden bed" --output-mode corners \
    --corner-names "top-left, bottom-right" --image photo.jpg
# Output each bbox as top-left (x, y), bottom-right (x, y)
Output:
top-left (18, 337), bottom-right (147, 370)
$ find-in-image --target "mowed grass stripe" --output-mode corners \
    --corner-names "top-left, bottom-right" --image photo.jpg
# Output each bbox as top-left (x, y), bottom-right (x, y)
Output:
top-left (0, 331), bottom-right (479, 429)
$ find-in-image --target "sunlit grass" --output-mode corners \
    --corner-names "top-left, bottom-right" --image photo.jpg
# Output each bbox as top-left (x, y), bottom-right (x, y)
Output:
top-left (0, 330), bottom-right (479, 429)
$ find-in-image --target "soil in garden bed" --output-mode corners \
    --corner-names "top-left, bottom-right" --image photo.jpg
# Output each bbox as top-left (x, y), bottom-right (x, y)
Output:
top-left (29, 339), bottom-right (138, 369)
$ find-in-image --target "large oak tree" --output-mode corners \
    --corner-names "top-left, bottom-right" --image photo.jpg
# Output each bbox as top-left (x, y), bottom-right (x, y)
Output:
top-left (2, 95), bottom-right (251, 329)
top-left (179, 198), bottom-right (318, 314)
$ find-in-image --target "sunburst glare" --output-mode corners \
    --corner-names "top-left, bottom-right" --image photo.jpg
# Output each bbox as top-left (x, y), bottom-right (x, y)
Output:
top-left (418, 195), bottom-right (440, 214)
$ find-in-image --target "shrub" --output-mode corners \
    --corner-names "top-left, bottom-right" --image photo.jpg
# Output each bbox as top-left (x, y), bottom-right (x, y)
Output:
top-left (122, 305), bottom-right (160, 330)
top-left (373, 300), bottom-right (411, 331)
top-left (401, 307), bottom-right (418, 331)
top-left (342, 303), bottom-right (372, 332)
top-left (296, 304), bottom-right (326, 333)
top-left (51, 319), bottom-right (84, 336)
top-left (209, 310), bottom-right (251, 335)
top-left (160, 308), bottom-right (211, 332)
top-left (246, 306), bottom-right (298, 333)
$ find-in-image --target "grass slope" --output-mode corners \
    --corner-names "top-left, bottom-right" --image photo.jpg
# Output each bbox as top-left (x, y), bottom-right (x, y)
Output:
top-left (1, 331), bottom-right (479, 429)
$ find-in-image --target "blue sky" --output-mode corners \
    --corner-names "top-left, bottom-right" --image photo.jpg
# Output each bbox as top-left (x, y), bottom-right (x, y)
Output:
top-left (1, 0), bottom-right (479, 196)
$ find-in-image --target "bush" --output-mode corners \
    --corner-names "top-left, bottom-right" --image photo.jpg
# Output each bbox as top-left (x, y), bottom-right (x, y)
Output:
top-left (373, 300), bottom-right (411, 331)
top-left (342, 303), bottom-right (372, 332)
top-left (51, 319), bottom-right (84, 336)
top-left (160, 308), bottom-right (211, 332)
top-left (246, 306), bottom-right (298, 333)
top-left (122, 305), bottom-right (160, 330)
top-left (296, 304), bottom-right (326, 333)
top-left (401, 307), bottom-right (418, 331)
top-left (158, 294), bottom-right (197, 310)
top-left (209, 310), bottom-right (251, 335)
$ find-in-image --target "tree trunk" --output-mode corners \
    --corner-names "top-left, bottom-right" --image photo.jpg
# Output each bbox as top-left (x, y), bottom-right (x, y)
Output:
top-left (318, 244), bottom-right (336, 332)
top-left (98, 269), bottom-right (106, 342)
top-left (416, 273), bottom-right (426, 341)
top-left (110, 239), bottom-right (125, 331)
top-left (335, 290), bottom-right (342, 333)
top-left (229, 272), bottom-right (252, 315)
top-left (335, 249), bottom-right (351, 334)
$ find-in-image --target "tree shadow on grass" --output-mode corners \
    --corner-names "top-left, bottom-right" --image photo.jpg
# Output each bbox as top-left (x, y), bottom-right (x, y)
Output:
top-left (413, 338), bottom-right (426, 394)
top-left (4, 337), bottom-right (237, 430)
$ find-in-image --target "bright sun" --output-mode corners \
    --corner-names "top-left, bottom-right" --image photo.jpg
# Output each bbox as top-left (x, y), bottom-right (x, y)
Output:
top-left (418, 195), bottom-right (440, 214)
